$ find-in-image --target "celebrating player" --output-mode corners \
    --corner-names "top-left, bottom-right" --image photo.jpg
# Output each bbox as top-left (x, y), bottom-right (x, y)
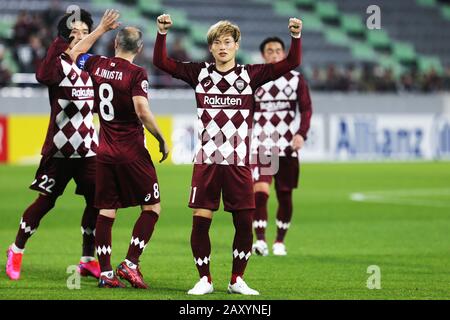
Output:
top-left (72, 22), bottom-right (169, 288)
top-left (153, 14), bottom-right (302, 295)
top-left (5, 9), bottom-right (105, 281)
top-left (251, 37), bottom-right (312, 257)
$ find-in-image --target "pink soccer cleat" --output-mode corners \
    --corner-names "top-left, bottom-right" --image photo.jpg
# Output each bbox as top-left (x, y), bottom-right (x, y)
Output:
top-left (77, 260), bottom-right (101, 279)
top-left (6, 245), bottom-right (23, 280)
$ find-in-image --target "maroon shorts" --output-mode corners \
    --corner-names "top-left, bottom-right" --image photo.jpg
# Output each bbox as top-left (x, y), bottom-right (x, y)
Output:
top-left (188, 164), bottom-right (255, 212)
top-left (251, 156), bottom-right (300, 191)
top-left (95, 155), bottom-right (160, 209)
top-left (30, 155), bottom-right (96, 198)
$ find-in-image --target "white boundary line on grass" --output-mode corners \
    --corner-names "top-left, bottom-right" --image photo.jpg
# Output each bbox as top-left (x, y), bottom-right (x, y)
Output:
top-left (350, 188), bottom-right (450, 208)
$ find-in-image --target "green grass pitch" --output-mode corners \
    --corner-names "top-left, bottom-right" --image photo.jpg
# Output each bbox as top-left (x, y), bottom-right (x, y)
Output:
top-left (0, 162), bottom-right (449, 300)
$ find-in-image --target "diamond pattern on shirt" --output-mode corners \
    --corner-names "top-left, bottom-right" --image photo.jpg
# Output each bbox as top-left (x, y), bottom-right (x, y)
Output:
top-left (53, 98), bottom-right (97, 158)
top-left (194, 63), bottom-right (254, 166)
top-left (252, 71), bottom-right (301, 157)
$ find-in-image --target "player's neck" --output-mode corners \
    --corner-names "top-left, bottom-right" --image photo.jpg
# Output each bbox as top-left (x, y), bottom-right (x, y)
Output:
top-left (215, 59), bottom-right (236, 73)
top-left (115, 52), bottom-right (135, 63)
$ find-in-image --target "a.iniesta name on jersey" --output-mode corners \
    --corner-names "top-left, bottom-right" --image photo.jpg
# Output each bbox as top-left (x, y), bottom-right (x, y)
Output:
top-left (94, 67), bottom-right (123, 81)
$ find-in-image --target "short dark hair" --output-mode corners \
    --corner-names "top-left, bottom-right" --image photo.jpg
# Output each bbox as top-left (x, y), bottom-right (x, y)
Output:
top-left (116, 27), bottom-right (143, 54)
top-left (259, 36), bottom-right (285, 54)
top-left (57, 8), bottom-right (93, 39)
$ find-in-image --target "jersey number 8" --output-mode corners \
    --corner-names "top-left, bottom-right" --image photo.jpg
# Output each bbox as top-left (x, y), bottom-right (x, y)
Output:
top-left (99, 83), bottom-right (115, 121)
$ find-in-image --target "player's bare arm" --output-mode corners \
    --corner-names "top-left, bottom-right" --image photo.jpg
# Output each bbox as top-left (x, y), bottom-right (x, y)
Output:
top-left (156, 14), bottom-right (173, 34)
top-left (69, 9), bottom-right (121, 61)
top-left (133, 96), bottom-right (170, 163)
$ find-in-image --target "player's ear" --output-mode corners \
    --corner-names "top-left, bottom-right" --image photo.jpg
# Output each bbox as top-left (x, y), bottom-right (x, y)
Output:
top-left (137, 44), bottom-right (143, 55)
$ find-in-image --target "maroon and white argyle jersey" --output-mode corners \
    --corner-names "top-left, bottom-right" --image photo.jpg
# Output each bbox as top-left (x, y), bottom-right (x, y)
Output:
top-left (193, 63), bottom-right (257, 166)
top-left (37, 40), bottom-right (98, 159)
top-left (153, 32), bottom-right (302, 166)
top-left (170, 61), bottom-right (274, 166)
top-left (252, 71), bottom-right (301, 157)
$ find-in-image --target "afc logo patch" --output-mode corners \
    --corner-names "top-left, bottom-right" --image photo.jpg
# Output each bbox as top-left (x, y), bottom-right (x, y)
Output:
top-left (141, 80), bottom-right (149, 93)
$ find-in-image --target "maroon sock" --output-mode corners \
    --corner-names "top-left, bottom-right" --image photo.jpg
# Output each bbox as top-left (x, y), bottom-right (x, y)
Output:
top-left (14, 195), bottom-right (56, 249)
top-left (231, 209), bottom-right (254, 284)
top-left (253, 192), bottom-right (268, 241)
top-left (191, 216), bottom-right (212, 282)
top-left (126, 210), bottom-right (159, 265)
top-left (81, 205), bottom-right (98, 257)
top-left (276, 190), bottom-right (293, 243)
top-left (95, 215), bottom-right (114, 272)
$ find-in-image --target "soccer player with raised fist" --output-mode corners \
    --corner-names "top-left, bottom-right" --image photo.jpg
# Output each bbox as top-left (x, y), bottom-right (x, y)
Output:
top-left (251, 36), bottom-right (312, 257)
top-left (153, 14), bottom-right (302, 295)
top-left (6, 8), bottom-right (102, 281)
top-left (72, 17), bottom-right (169, 288)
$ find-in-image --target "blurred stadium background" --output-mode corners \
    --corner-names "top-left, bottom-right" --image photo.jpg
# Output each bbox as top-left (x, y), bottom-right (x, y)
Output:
top-left (0, 0), bottom-right (450, 163)
top-left (0, 0), bottom-right (449, 299)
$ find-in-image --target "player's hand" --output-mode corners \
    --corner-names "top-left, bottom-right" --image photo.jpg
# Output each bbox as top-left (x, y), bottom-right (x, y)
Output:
top-left (292, 134), bottom-right (305, 151)
top-left (157, 14), bottom-right (173, 34)
top-left (288, 18), bottom-right (302, 37)
top-left (159, 140), bottom-right (170, 163)
top-left (99, 9), bottom-right (121, 33)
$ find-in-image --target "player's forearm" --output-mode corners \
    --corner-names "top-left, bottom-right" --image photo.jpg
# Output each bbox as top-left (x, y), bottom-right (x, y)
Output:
top-left (297, 76), bottom-right (312, 140)
top-left (139, 111), bottom-right (165, 144)
top-left (298, 110), bottom-right (312, 140)
top-left (272, 36), bottom-right (302, 80)
top-left (153, 32), bottom-right (178, 75)
top-left (36, 37), bottom-right (69, 84)
top-left (69, 27), bottom-right (105, 62)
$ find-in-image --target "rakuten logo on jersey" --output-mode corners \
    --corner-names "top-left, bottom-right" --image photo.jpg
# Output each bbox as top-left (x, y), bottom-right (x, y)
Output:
top-left (72, 88), bottom-right (94, 99)
top-left (260, 101), bottom-right (291, 112)
top-left (204, 95), bottom-right (242, 107)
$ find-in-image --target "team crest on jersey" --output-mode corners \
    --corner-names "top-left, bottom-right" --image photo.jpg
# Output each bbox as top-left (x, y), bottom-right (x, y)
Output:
top-left (141, 80), bottom-right (149, 93)
top-left (235, 79), bottom-right (245, 91)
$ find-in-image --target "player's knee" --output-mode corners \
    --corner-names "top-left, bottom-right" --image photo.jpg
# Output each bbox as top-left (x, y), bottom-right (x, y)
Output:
top-left (276, 189), bottom-right (292, 201)
top-left (193, 208), bottom-right (213, 219)
top-left (37, 194), bottom-right (57, 211)
top-left (232, 209), bottom-right (254, 230)
top-left (142, 203), bottom-right (161, 215)
top-left (254, 183), bottom-right (270, 195)
top-left (100, 209), bottom-right (116, 219)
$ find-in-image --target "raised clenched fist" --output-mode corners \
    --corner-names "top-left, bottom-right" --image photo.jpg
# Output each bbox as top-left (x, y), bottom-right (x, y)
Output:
top-left (157, 14), bottom-right (173, 34)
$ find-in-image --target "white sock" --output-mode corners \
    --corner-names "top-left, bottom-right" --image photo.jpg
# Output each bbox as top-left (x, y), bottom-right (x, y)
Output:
top-left (11, 243), bottom-right (24, 254)
top-left (124, 259), bottom-right (137, 269)
top-left (101, 271), bottom-right (114, 279)
top-left (80, 256), bottom-right (96, 263)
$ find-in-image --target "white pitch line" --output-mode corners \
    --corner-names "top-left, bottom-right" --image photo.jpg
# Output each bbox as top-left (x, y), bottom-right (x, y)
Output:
top-left (350, 189), bottom-right (450, 208)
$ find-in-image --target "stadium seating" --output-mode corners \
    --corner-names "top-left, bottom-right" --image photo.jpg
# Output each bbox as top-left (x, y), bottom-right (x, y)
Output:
top-left (0, 0), bottom-right (449, 86)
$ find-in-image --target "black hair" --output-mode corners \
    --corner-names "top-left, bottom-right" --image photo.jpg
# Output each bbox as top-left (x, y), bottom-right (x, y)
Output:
top-left (57, 8), bottom-right (93, 39)
top-left (259, 36), bottom-right (285, 54)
